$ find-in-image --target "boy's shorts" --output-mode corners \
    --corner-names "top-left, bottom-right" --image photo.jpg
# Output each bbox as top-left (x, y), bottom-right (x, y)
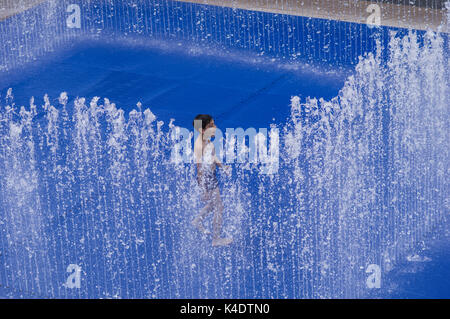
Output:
top-left (199, 171), bottom-right (219, 192)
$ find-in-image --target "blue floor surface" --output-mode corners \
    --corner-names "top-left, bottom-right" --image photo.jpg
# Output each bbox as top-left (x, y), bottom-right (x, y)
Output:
top-left (0, 42), bottom-right (348, 129)
top-left (375, 227), bottom-right (450, 299)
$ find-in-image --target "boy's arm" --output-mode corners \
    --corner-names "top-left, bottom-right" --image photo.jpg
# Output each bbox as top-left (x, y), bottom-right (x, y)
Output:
top-left (214, 155), bottom-right (223, 168)
top-left (194, 142), bottom-right (202, 182)
top-left (196, 164), bottom-right (202, 183)
top-left (212, 146), bottom-right (223, 168)
top-left (213, 150), bottom-right (230, 172)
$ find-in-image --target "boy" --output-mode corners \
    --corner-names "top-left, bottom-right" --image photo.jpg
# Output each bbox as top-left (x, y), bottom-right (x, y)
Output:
top-left (191, 114), bottom-right (233, 247)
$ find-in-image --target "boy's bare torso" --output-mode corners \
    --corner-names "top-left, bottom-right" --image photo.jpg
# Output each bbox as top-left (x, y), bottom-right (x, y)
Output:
top-left (194, 136), bottom-right (216, 173)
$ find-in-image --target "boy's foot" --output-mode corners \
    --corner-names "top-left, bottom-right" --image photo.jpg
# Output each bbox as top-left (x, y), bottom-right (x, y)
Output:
top-left (191, 217), bottom-right (211, 235)
top-left (212, 237), bottom-right (233, 247)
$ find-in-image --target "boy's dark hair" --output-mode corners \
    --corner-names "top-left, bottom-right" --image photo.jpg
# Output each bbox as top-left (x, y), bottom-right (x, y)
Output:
top-left (193, 114), bottom-right (213, 131)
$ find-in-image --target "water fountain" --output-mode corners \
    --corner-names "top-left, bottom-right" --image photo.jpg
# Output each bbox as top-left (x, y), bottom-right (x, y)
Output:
top-left (0, 0), bottom-right (448, 298)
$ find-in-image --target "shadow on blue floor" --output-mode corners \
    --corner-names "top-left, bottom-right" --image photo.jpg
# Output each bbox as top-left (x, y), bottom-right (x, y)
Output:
top-left (0, 41), bottom-right (349, 129)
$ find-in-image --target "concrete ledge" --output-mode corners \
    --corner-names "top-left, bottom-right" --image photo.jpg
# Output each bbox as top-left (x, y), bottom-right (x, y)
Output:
top-left (0, 0), bottom-right (448, 31)
top-left (0, 0), bottom-right (47, 20)
top-left (175, 0), bottom-right (448, 32)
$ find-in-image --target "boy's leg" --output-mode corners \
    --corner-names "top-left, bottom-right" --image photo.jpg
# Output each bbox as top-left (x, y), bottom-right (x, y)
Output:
top-left (211, 188), bottom-right (232, 246)
top-left (192, 190), bottom-right (213, 234)
top-left (211, 188), bottom-right (224, 239)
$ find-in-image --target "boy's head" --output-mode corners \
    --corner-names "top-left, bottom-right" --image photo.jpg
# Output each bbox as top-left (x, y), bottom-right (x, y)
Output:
top-left (193, 114), bottom-right (215, 134)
